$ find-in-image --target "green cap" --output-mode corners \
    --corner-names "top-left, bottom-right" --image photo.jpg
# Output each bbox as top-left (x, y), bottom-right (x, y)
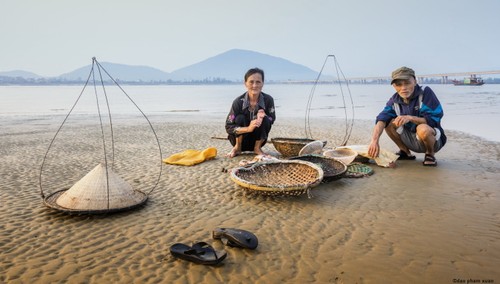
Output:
top-left (391, 66), bottom-right (415, 84)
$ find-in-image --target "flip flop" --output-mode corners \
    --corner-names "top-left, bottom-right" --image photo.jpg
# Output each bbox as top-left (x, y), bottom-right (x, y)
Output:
top-left (212, 228), bottom-right (258, 250)
top-left (395, 150), bottom-right (416, 160)
top-left (169, 241), bottom-right (227, 265)
top-left (423, 154), bottom-right (437, 167)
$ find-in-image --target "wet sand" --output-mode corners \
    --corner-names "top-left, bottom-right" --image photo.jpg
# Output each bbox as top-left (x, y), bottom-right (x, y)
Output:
top-left (1, 115), bottom-right (499, 283)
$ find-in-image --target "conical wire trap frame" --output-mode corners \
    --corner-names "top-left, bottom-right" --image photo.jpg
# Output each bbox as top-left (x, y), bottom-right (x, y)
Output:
top-left (304, 54), bottom-right (355, 147)
top-left (39, 57), bottom-right (162, 214)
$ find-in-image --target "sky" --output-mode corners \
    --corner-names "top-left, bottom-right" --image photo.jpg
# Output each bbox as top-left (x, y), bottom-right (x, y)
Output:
top-left (2, 0), bottom-right (500, 78)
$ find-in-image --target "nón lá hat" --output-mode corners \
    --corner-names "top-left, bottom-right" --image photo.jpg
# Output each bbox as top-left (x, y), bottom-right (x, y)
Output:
top-left (54, 163), bottom-right (146, 211)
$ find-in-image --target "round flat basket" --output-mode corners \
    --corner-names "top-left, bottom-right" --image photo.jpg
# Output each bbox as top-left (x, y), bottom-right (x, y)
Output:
top-left (289, 154), bottom-right (347, 182)
top-left (345, 163), bottom-right (374, 178)
top-left (230, 160), bottom-right (324, 196)
top-left (43, 189), bottom-right (148, 214)
top-left (271, 138), bottom-right (327, 157)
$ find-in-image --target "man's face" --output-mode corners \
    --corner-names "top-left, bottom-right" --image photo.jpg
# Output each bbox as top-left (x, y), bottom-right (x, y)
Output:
top-left (392, 77), bottom-right (416, 100)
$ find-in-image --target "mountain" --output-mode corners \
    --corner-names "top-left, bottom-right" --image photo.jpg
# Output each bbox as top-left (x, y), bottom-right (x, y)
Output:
top-left (1, 49), bottom-right (320, 83)
top-left (58, 62), bottom-right (170, 82)
top-left (169, 49), bottom-right (318, 82)
top-left (0, 70), bottom-right (42, 79)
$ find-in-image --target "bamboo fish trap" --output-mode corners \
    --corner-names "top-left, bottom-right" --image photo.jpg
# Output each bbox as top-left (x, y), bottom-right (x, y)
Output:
top-left (39, 58), bottom-right (162, 214)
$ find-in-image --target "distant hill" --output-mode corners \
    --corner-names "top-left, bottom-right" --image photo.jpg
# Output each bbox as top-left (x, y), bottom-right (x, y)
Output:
top-left (58, 62), bottom-right (170, 82)
top-left (169, 49), bottom-right (318, 82)
top-left (0, 70), bottom-right (42, 79)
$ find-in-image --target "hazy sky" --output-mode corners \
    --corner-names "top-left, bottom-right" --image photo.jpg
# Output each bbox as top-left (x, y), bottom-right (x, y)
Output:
top-left (2, 0), bottom-right (499, 77)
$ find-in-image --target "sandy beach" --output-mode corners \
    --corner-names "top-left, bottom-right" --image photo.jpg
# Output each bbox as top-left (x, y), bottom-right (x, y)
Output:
top-left (1, 115), bottom-right (499, 283)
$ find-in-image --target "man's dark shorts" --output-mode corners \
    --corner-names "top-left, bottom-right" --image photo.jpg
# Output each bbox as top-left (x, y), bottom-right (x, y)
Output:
top-left (400, 127), bottom-right (443, 153)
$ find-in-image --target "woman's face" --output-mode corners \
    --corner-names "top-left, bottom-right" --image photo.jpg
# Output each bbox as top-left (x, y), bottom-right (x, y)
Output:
top-left (245, 73), bottom-right (263, 97)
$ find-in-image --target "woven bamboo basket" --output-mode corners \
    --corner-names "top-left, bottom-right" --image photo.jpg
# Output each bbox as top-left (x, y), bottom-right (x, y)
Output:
top-left (230, 160), bottom-right (323, 196)
top-left (44, 189), bottom-right (148, 214)
top-left (289, 154), bottom-right (347, 182)
top-left (271, 138), bottom-right (327, 157)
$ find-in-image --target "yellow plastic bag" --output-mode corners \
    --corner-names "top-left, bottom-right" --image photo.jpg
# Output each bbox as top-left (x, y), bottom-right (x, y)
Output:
top-left (163, 147), bottom-right (217, 166)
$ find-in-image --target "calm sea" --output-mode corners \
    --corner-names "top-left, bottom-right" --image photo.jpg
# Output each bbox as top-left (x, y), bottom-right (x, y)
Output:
top-left (1, 84), bottom-right (499, 142)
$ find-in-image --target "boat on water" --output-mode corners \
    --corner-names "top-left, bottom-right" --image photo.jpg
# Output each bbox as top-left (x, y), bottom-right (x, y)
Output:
top-left (452, 74), bottom-right (484, 86)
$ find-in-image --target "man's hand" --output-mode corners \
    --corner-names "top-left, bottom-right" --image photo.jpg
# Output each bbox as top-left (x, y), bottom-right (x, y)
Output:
top-left (368, 141), bottom-right (380, 158)
top-left (393, 115), bottom-right (410, 127)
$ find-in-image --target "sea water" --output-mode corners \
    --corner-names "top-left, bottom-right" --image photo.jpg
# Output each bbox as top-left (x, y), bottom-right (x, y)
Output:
top-left (1, 84), bottom-right (499, 142)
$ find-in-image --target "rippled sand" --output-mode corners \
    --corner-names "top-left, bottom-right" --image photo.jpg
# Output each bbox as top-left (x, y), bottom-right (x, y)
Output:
top-left (1, 115), bottom-right (499, 283)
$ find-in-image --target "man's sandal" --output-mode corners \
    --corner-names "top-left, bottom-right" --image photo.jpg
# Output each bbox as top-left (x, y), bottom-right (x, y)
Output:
top-left (395, 150), bottom-right (416, 160)
top-left (423, 154), bottom-right (437, 167)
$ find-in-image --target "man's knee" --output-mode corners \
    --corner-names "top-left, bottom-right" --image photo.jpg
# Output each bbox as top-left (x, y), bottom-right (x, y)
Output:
top-left (416, 124), bottom-right (434, 139)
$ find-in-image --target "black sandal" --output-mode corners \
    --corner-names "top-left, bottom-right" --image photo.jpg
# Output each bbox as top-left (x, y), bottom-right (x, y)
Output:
top-left (170, 241), bottom-right (227, 265)
top-left (213, 228), bottom-right (258, 250)
top-left (395, 150), bottom-right (416, 160)
top-left (423, 154), bottom-right (437, 167)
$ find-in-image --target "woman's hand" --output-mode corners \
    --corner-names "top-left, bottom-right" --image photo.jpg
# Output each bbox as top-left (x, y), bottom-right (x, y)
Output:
top-left (249, 119), bottom-right (260, 130)
top-left (257, 109), bottom-right (266, 119)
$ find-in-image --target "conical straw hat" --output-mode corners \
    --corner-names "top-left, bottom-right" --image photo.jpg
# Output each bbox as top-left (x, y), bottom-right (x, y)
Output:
top-left (55, 163), bottom-right (146, 210)
top-left (299, 140), bottom-right (324, 156)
